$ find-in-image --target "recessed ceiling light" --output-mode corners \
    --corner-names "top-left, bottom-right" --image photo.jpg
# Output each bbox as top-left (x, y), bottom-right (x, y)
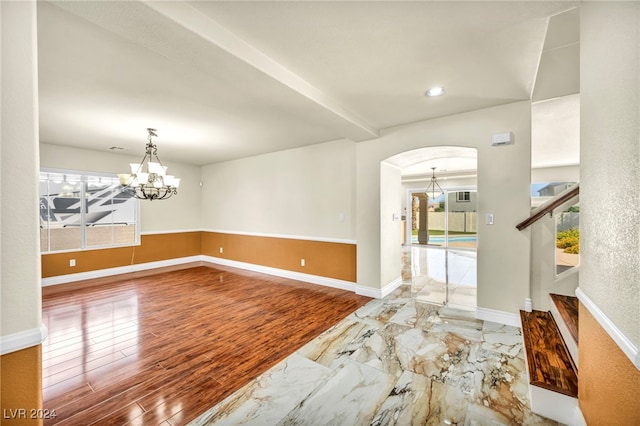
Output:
top-left (425, 86), bottom-right (445, 97)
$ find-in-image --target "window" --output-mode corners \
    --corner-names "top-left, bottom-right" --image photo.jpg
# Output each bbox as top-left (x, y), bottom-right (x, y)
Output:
top-left (556, 204), bottom-right (580, 275)
top-left (531, 181), bottom-right (577, 208)
top-left (456, 191), bottom-right (471, 202)
top-left (40, 169), bottom-right (139, 253)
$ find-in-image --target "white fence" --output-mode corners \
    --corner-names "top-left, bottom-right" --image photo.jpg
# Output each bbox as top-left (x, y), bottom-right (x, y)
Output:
top-left (426, 212), bottom-right (477, 233)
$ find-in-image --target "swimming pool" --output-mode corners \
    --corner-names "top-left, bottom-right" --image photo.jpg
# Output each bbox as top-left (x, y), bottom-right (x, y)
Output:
top-left (429, 236), bottom-right (477, 243)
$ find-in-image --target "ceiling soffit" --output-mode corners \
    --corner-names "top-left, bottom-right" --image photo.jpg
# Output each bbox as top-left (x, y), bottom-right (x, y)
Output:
top-left (38, 1), bottom-right (579, 166)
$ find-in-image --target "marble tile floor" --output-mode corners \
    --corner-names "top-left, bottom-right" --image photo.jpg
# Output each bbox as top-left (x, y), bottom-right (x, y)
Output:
top-left (191, 285), bottom-right (558, 426)
top-left (403, 246), bottom-right (478, 310)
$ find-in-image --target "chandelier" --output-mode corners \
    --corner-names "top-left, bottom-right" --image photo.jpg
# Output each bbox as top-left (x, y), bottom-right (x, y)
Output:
top-left (118, 128), bottom-right (180, 200)
top-left (426, 167), bottom-right (443, 200)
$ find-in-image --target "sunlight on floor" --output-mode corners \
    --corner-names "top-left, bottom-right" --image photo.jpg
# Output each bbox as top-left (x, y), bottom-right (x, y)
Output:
top-left (402, 246), bottom-right (477, 310)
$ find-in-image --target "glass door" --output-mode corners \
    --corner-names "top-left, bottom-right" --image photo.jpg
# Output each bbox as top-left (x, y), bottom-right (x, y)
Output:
top-left (445, 190), bottom-right (477, 250)
top-left (408, 189), bottom-right (478, 250)
top-left (407, 190), bottom-right (477, 310)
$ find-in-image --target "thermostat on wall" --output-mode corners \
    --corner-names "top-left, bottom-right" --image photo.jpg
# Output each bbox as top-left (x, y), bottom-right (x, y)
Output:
top-left (491, 132), bottom-right (514, 146)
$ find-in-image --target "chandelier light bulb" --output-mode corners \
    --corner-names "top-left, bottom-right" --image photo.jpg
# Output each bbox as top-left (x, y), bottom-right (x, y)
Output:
top-left (118, 128), bottom-right (180, 201)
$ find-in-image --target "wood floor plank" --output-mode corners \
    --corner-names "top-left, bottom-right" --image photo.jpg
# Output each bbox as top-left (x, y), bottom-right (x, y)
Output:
top-left (520, 310), bottom-right (578, 397)
top-left (43, 265), bottom-right (369, 425)
top-left (52, 354), bottom-right (213, 426)
top-left (550, 293), bottom-right (579, 344)
top-left (44, 332), bottom-right (158, 375)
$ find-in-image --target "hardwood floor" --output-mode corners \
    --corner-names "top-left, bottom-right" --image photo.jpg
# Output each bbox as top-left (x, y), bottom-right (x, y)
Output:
top-left (42, 266), bottom-right (370, 425)
top-left (550, 293), bottom-right (579, 344)
top-left (519, 310), bottom-right (578, 398)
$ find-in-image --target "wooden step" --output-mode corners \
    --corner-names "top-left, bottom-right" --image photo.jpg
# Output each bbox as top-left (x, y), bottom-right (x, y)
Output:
top-left (550, 293), bottom-right (579, 344)
top-left (520, 310), bottom-right (578, 398)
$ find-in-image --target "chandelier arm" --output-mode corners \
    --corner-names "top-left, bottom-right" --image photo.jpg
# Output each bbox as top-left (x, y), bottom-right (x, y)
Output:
top-left (133, 150), bottom-right (151, 174)
top-left (153, 152), bottom-right (165, 167)
top-left (120, 128), bottom-right (179, 201)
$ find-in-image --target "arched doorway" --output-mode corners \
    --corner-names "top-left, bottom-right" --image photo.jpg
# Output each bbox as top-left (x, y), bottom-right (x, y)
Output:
top-left (382, 146), bottom-right (477, 309)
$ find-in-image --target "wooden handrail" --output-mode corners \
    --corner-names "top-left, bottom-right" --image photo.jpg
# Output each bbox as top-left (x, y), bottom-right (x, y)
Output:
top-left (516, 184), bottom-right (579, 231)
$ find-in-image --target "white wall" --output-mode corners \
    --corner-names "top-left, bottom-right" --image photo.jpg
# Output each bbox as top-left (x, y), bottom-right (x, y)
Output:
top-left (200, 139), bottom-right (356, 241)
top-left (1, 0), bottom-right (42, 338)
top-left (580, 1), bottom-right (640, 345)
top-left (380, 162), bottom-right (402, 286)
top-left (39, 143), bottom-right (202, 232)
top-left (532, 94), bottom-right (580, 169)
top-left (531, 164), bottom-right (579, 184)
top-left (357, 101), bottom-right (532, 315)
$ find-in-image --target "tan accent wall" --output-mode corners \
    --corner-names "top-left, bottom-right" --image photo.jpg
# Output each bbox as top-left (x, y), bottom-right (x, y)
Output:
top-left (579, 303), bottom-right (640, 424)
top-left (201, 232), bottom-right (356, 282)
top-left (41, 232), bottom-right (201, 278)
top-left (41, 231), bottom-right (357, 283)
top-left (0, 345), bottom-right (43, 425)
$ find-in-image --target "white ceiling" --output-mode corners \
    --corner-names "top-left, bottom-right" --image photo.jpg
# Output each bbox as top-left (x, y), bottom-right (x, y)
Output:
top-left (37, 1), bottom-right (579, 167)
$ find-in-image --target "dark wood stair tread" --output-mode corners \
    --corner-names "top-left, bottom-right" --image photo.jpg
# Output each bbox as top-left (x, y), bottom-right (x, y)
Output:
top-left (550, 293), bottom-right (579, 344)
top-left (520, 310), bottom-right (578, 397)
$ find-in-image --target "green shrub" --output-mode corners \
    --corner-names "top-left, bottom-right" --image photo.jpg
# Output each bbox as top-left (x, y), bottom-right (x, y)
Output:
top-left (557, 236), bottom-right (579, 249)
top-left (557, 227), bottom-right (579, 240)
top-left (557, 227), bottom-right (580, 254)
top-left (564, 242), bottom-right (580, 254)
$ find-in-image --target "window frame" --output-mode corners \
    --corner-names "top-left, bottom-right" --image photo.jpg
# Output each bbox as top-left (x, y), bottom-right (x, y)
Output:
top-left (40, 168), bottom-right (141, 254)
top-left (555, 203), bottom-right (580, 277)
top-left (456, 191), bottom-right (471, 202)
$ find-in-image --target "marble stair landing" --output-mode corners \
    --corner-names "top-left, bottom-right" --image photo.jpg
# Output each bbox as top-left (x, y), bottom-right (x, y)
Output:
top-left (191, 285), bottom-right (558, 426)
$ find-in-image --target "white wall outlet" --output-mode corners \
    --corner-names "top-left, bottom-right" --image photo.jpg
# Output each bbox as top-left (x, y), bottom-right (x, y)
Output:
top-left (301, 259), bottom-right (305, 267)
top-left (219, 247), bottom-right (224, 254)
top-left (486, 214), bottom-right (494, 225)
top-left (338, 212), bottom-right (345, 222)
top-left (69, 259), bottom-right (76, 267)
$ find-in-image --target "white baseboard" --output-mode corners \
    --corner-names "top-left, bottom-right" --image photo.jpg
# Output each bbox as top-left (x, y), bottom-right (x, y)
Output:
top-left (1, 324), bottom-right (48, 356)
top-left (41, 256), bottom-right (202, 287)
top-left (41, 255), bottom-right (360, 296)
top-left (355, 285), bottom-right (381, 298)
top-left (476, 306), bottom-right (521, 327)
top-left (576, 287), bottom-right (640, 370)
top-left (381, 277), bottom-right (403, 298)
top-left (355, 277), bottom-right (402, 299)
top-left (201, 256), bottom-right (356, 292)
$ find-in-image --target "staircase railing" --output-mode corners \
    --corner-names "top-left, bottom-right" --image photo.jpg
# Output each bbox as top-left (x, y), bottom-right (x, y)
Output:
top-left (516, 184), bottom-right (579, 231)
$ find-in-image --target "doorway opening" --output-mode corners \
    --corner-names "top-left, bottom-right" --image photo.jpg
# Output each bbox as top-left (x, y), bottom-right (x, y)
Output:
top-left (408, 189), bottom-right (477, 250)
top-left (383, 146), bottom-right (477, 310)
